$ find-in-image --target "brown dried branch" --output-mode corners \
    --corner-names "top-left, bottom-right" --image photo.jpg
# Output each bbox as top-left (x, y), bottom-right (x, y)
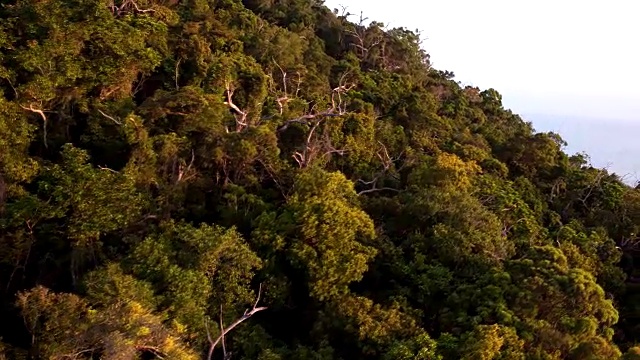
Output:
top-left (207, 284), bottom-right (267, 360)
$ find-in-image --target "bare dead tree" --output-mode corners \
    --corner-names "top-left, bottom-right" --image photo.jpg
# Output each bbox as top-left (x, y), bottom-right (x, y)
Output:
top-left (345, 13), bottom-right (383, 60)
top-left (292, 125), bottom-right (347, 169)
top-left (255, 158), bottom-right (288, 199)
top-left (206, 284), bottom-right (267, 360)
top-left (269, 60), bottom-right (302, 116)
top-left (278, 72), bottom-right (355, 168)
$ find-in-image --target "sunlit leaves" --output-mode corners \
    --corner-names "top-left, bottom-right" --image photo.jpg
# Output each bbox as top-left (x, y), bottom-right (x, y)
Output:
top-left (128, 221), bottom-right (262, 335)
top-left (40, 144), bottom-right (146, 245)
top-left (17, 285), bottom-right (198, 359)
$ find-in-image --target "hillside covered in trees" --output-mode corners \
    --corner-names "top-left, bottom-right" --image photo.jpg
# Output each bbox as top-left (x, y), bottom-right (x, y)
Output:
top-left (2, 0), bottom-right (640, 358)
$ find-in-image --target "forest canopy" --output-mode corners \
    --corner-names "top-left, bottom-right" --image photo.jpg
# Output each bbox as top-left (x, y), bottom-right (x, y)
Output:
top-left (1, 0), bottom-right (640, 359)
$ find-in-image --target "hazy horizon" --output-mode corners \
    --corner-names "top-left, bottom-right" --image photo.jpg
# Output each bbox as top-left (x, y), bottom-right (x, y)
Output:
top-left (523, 112), bottom-right (640, 185)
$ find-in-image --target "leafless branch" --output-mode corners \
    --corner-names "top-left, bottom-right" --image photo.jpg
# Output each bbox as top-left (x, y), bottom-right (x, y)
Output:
top-left (62, 348), bottom-right (99, 359)
top-left (292, 151), bottom-right (305, 168)
top-left (619, 235), bottom-right (640, 252)
top-left (135, 345), bottom-right (165, 359)
top-left (357, 187), bottom-right (400, 195)
top-left (561, 167), bottom-right (609, 219)
top-left (290, 119), bottom-right (345, 168)
top-left (176, 150), bottom-right (196, 183)
top-left (224, 81), bottom-right (250, 132)
top-left (5, 220), bottom-right (35, 292)
top-left (338, 5), bottom-right (351, 19)
top-left (175, 58), bottom-right (181, 90)
top-left (356, 141), bottom-right (402, 195)
top-left (255, 158), bottom-right (288, 199)
top-left (270, 60), bottom-right (303, 116)
top-left (345, 14), bottom-right (383, 60)
top-left (97, 109), bottom-right (122, 125)
top-left (111, 0), bottom-right (155, 16)
top-left (207, 284), bottom-right (267, 360)
top-left (295, 71), bottom-right (302, 97)
top-left (98, 166), bottom-right (119, 173)
top-left (277, 73), bottom-right (354, 132)
top-left (278, 73), bottom-right (355, 168)
top-left (274, 60), bottom-right (287, 101)
top-left (1, 77), bottom-right (18, 98)
top-left (501, 218), bottom-right (526, 238)
top-left (20, 104), bottom-right (48, 148)
top-left (128, 0), bottom-right (155, 13)
top-left (219, 305), bottom-right (227, 359)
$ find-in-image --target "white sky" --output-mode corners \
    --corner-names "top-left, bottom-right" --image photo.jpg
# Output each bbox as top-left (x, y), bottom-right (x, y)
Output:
top-left (323, 0), bottom-right (640, 121)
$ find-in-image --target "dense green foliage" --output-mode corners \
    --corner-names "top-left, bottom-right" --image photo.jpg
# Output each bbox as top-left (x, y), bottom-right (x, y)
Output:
top-left (1, 0), bottom-right (640, 358)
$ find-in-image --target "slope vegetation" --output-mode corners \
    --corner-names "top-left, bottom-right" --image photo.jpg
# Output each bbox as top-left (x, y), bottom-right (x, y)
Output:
top-left (1, 0), bottom-right (640, 358)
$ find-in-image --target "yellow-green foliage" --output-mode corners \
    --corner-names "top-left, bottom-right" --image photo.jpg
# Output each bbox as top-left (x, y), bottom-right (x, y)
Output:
top-left (0, 0), bottom-right (636, 359)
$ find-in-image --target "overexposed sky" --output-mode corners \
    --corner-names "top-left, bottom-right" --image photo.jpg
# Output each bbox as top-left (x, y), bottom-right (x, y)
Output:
top-left (323, 0), bottom-right (640, 121)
